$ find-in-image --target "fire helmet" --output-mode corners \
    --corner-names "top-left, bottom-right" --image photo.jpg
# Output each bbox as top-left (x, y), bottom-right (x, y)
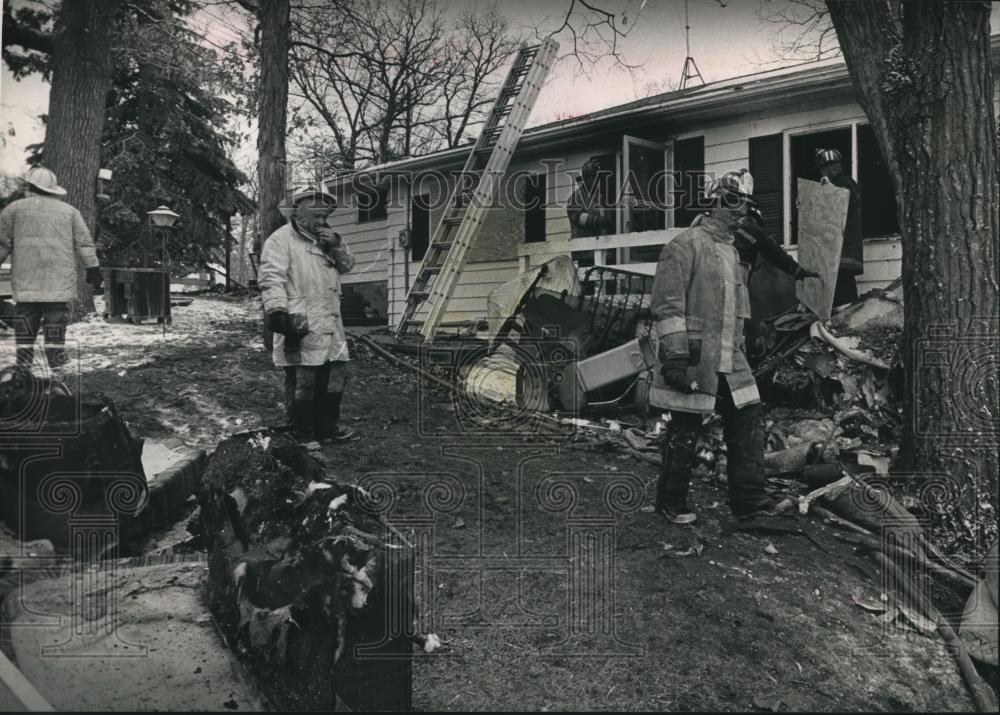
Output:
top-left (815, 148), bottom-right (843, 168)
top-left (24, 166), bottom-right (67, 196)
top-left (707, 169), bottom-right (755, 206)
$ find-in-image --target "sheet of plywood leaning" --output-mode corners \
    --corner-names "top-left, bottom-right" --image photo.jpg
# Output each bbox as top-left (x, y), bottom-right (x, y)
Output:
top-left (795, 178), bottom-right (850, 320)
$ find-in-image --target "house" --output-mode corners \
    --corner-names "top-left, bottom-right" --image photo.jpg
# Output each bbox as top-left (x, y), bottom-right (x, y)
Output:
top-left (322, 38), bottom-right (1000, 327)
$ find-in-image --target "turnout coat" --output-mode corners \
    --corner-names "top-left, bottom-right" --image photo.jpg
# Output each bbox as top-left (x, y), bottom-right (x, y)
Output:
top-left (259, 221), bottom-right (355, 367)
top-left (648, 214), bottom-right (761, 414)
top-left (0, 194), bottom-right (99, 302)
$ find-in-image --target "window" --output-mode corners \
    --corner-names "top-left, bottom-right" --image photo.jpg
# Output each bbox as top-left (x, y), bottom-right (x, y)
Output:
top-left (749, 134), bottom-right (783, 243)
top-left (674, 135), bottom-right (705, 228)
top-left (858, 124), bottom-right (900, 237)
top-left (523, 173), bottom-right (546, 243)
top-left (410, 193), bottom-right (430, 261)
top-left (782, 122), bottom-right (901, 245)
top-left (621, 136), bottom-right (668, 233)
top-left (789, 127), bottom-right (851, 244)
top-left (357, 186), bottom-right (388, 223)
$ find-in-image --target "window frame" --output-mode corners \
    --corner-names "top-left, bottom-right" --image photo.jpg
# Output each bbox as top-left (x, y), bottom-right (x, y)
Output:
top-left (356, 185), bottom-right (389, 224)
top-left (618, 135), bottom-right (674, 234)
top-left (782, 118), bottom-right (859, 247)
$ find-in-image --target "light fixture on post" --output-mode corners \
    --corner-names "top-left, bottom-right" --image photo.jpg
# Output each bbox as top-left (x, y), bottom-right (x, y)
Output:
top-left (147, 206), bottom-right (179, 336)
top-left (96, 168), bottom-right (113, 202)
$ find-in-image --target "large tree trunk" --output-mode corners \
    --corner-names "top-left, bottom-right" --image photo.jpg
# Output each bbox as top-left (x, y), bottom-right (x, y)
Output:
top-left (257, 0), bottom-right (290, 244)
top-left (45, 0), bottom-right (121, 320)
top-left (828, 1), bottom-right (999, 523)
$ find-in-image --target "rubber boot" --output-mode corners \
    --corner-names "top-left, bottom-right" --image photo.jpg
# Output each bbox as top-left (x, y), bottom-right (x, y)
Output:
top-left (315, 392), bottom-right (355, 442)
top-left (289, 399), bottom-right (316, 441)
top-left (655, 425), bottom-right (698, 525)
top-left (726, 403), bottom-right (789, 519)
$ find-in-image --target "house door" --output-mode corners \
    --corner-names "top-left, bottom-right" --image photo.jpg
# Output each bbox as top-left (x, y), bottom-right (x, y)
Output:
top-left (620, 135), bottom-right (671, 234)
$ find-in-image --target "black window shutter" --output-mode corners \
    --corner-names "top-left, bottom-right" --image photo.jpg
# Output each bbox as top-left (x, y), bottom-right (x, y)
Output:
top-left (523, 173), bottom-right (547, 243)
top-left (674, 136), bottom-right (705, 228)
top-left (749, 134), bottom-right (784, 243)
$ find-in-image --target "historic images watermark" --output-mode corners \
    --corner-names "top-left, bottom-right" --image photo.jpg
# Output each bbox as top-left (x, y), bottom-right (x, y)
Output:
top-left (353, 454), bottom-right (647, 660)
top-left (912, 318), bottom-right (1000, 440)
top-left (1, 341), bottom-right (149, 657)
top-left (844, 468), bottom-right (995, 656)
top-left (417, 335), bottom-right (580, 439)
top-left (279, 158), bottom-right (723, 214)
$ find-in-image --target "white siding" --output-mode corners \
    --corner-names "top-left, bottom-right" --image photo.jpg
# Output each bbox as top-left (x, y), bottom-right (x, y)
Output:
top-left (333, 90), bottom-right (955, 323)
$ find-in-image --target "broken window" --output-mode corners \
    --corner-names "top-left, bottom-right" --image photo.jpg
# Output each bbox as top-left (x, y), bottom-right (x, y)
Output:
top-left (789, 127), bottom-right (851, 244)
top-left (785, 124), bottom-right (901, 244)
top-left (524, 172), bottom-right (547, 243)
top-left (357, 186), bottom-right (388, 223)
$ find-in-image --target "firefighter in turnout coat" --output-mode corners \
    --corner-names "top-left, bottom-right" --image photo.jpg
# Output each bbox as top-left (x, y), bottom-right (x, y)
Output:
top-left (0, 167), bottom-right (103, 371)
top-left (649, 170), bottom-right (792, 524)
top-left (259, 186), bottom-right (356, 442)
top-left (567, 158), bottom-right (613, 238)
top-left (816, 148), bottom-right (863, 307)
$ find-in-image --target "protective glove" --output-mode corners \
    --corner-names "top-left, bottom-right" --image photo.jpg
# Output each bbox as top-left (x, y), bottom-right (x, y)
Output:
top-left (659, 352), bottom-right (695, 393)
top-left (265, 309), bottom-right (289, 335)
top-left (85, 267), bottom-right (103, 291)
top-left (794, 266), bottom-right (820, 280)
top-left (316, 227), bottom-right (343, 248)
top-left (282, 313), bottom-right (309, 354)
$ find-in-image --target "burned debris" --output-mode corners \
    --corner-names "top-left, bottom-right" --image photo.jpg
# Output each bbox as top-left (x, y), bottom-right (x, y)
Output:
top-left (199, 430), bottom-right (414, 711)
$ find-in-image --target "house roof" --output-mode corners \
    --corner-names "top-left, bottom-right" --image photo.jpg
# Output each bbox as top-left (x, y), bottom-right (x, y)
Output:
top-left (326, 34), bottom-right (1000, 186)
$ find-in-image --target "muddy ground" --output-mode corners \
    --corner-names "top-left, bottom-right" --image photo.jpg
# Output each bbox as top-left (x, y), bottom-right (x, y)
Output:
top-left (8, 295), bottom-right (979, 711)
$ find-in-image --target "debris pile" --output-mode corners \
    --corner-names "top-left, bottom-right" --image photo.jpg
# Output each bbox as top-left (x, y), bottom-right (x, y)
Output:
top-left (0, 370), bottom-right (147, 551)
top-left (198, 430), bottom-right (414, 711)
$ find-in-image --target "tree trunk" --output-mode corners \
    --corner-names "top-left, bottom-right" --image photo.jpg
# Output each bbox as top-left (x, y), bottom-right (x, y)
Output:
top-left (237, 213), bottom-right (248, 286)
top-left (828, 1), bottom-right (999, 521)
top-left (45, 0), bottom-right (121, 320)
top-left (257, 0), bottom-right (290, 245)
top-left (224, 215), bottom-right (232, 291)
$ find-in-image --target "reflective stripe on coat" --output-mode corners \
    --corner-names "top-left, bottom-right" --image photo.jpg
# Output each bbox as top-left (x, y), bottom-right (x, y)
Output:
top-left (259, 223), bottom-right (355, 367)
top-left (648, 214), bottom-right (760, 414)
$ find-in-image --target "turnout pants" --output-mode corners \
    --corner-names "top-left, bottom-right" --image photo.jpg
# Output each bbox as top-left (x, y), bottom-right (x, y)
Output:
top-left (656, 376), bottom-right (769, 516)
top-left (283, 360), bottom-right (349, 438)
top-left (833, 270), bottom-right (859, 307)
top-left (13, 302), bottom-right (69, 369)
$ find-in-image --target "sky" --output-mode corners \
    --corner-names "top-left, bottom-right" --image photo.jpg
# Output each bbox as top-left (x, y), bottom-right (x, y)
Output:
top-left (2, 0), bottom-right (999, 176)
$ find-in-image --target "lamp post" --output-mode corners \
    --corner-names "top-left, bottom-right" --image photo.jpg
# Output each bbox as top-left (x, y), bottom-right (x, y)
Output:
top-left (147, 206), bottom-right (179, 335)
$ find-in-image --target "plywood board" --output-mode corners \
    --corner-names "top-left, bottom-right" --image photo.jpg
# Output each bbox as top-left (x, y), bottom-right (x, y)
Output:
top-left (795, 178), bottom-right (850, 319)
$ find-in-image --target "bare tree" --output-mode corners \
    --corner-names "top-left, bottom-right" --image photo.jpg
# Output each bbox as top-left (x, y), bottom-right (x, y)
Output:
top-left (429, 6), bottom-right (522, 150)
top-left (757, 0), bottom-right (841, 62)
top-left (287, 0), bottom-right (524, 169)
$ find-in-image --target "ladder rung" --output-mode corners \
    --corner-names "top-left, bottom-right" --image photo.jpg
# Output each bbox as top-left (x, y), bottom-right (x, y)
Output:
top-left (395, 37), bottom-right (558, 343)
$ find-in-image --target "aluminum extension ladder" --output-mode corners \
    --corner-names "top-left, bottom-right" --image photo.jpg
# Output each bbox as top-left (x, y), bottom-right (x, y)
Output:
top-left (394, 38), bottom-right (559, 342)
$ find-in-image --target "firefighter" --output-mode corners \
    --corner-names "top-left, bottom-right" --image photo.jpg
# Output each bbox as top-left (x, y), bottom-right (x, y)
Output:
top-left (0, 167), bottom-right (103, 372)
top-left (725, 170), bottom-right (820, 282)
top-left (259, 186), bottom-right (356, 442)
top-left (816, 148), bottom-right (863, 307)
top-left (567, 158), bottom-right (613, 238)
top-left (649, 170), bottom-right (792, 524)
